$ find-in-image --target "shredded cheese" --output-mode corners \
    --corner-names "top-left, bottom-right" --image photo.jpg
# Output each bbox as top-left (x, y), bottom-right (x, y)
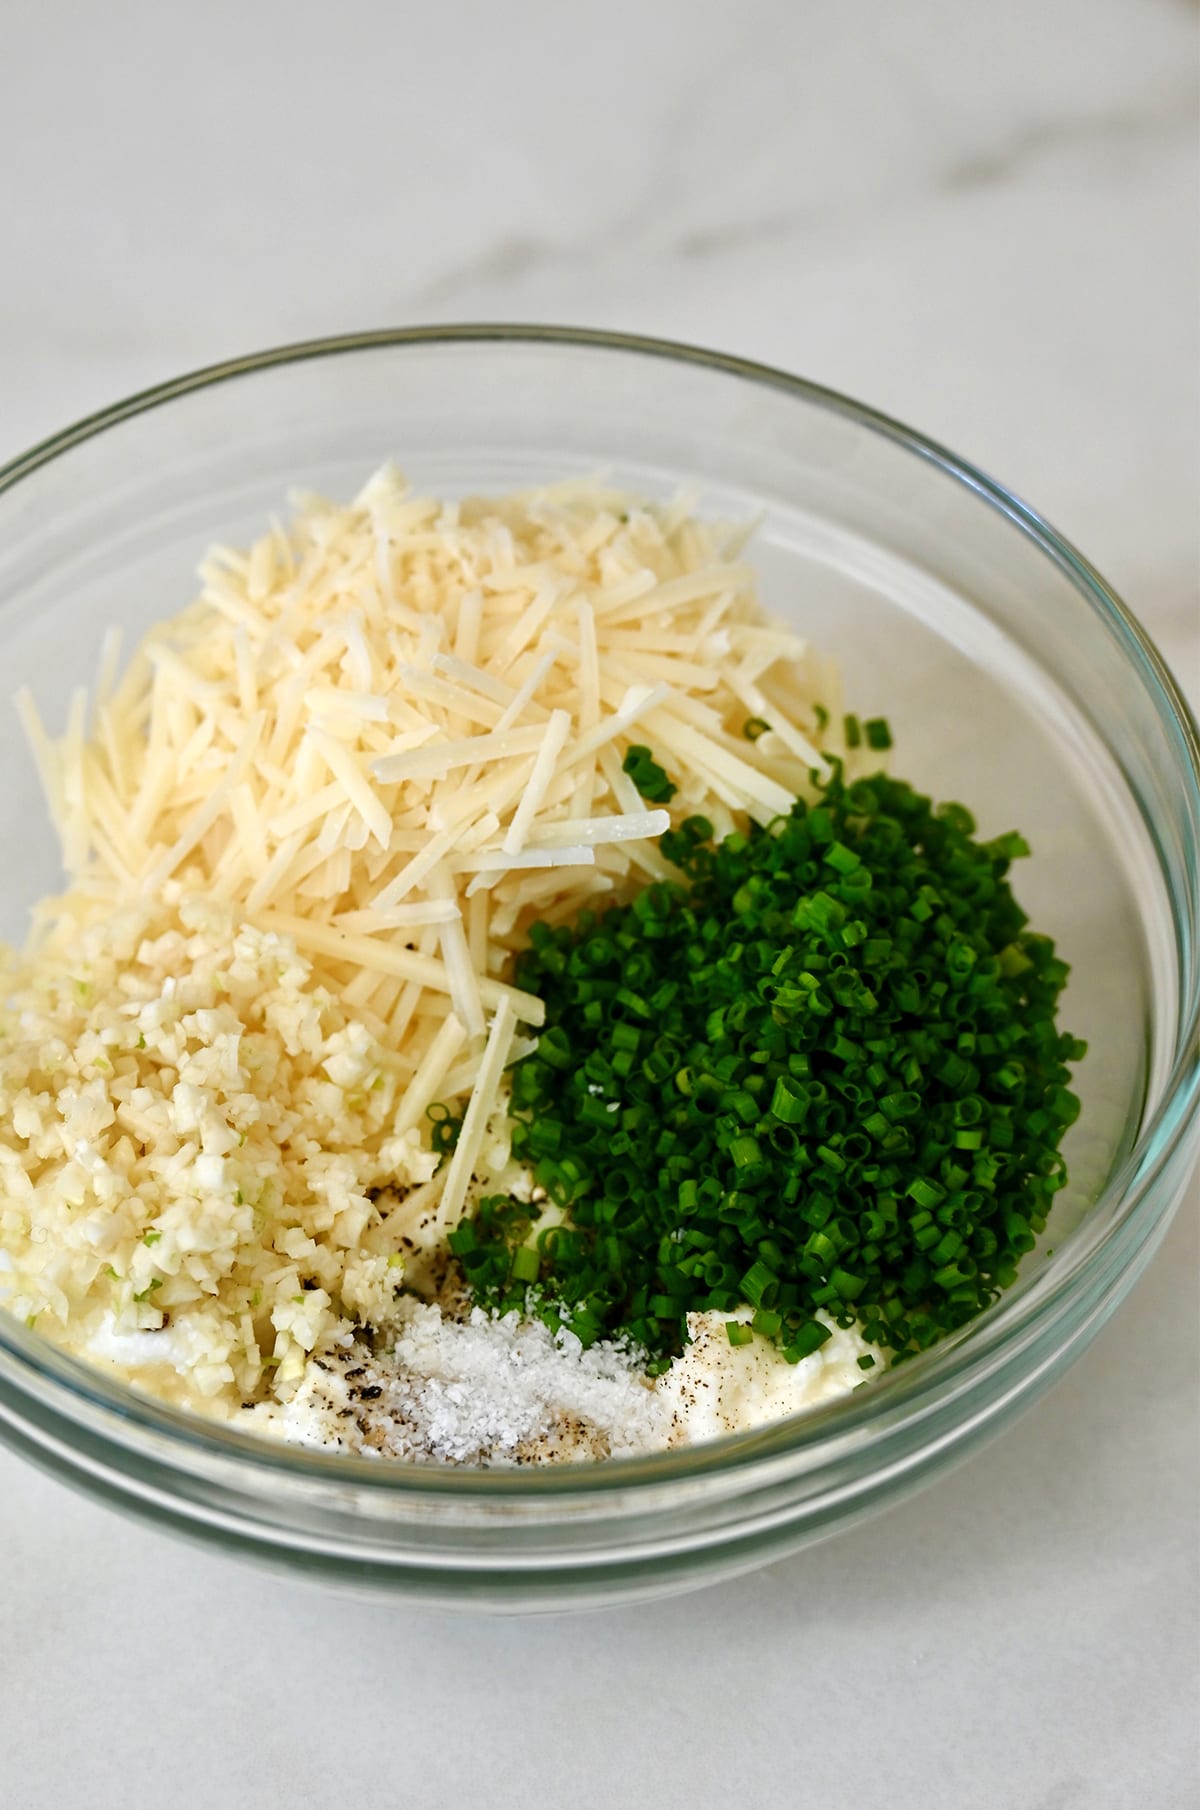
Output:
top-left (16, 466), bottom-right (845, 1255)
top-left (436, 995), bottom-right (518, 1231)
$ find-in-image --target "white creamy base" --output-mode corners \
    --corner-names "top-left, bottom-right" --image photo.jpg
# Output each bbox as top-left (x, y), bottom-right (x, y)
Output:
top-left (659, 1306), bottom-right (879, 1442)
top-left (76, 1297), bottom-right (883, 1458)
top-left (238, 1301), bottom-right (883, 1463)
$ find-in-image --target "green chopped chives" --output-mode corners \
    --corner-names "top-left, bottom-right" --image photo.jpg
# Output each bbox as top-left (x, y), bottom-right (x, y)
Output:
top-left (730, 1136), bottom-right (764, 1171)
top-left (456, 760), bottom-right (1082, 1364)
top-left (770, 1076), bottom-right (810, 1124)
top-left (622, 743), bottom-right (677, 804)
top-left (510, 1246), bottom-right (540, 1284)
top-left (785, 1320), bottom-right (833, 1362)
top-left (740, 1260), bottom-right (779, 1307)
top-left (825, 840), bottom-right (862, 875)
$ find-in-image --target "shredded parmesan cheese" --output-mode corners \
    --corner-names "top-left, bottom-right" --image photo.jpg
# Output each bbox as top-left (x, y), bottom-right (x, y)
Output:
top-left (17, 470), bottom-right (840, 1140)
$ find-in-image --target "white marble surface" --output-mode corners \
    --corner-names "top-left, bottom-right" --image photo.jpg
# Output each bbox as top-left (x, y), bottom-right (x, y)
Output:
top-left (0, 2), bottom-right (1196, 1805)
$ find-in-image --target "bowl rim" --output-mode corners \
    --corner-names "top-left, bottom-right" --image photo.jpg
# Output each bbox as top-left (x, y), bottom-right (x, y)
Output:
top-left (0, 322), bottom-right (1197, 1503)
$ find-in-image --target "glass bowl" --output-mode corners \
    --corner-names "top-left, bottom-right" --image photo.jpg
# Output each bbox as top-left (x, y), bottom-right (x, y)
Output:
top-left (0, 327), bottom-right (1196, 1612)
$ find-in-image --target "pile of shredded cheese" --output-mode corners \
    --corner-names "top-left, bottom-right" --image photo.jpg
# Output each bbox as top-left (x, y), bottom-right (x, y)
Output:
top-left (1, 468), bottom-right (847, 1431)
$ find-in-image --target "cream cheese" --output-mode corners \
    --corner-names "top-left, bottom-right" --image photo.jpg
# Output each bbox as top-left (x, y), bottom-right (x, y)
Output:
top-left (658, 1305), bottom-right (880, 1443)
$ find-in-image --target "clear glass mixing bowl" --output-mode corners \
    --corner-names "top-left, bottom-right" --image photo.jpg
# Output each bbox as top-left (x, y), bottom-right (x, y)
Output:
top-left (0, 328), bottom-right (1196, 1610)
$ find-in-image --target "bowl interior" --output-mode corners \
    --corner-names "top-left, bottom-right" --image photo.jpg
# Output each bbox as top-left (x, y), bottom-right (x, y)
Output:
top-left (0, 335), bottom-right (1179, 1334)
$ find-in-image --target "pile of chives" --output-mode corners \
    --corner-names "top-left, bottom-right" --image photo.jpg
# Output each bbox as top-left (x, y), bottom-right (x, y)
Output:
top-left (448, 755), bottom-right (1084, 1369)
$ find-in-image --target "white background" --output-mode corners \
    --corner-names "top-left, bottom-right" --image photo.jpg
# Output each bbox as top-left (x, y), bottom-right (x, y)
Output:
top-left (1, 3), bottom-right (1196, 1805)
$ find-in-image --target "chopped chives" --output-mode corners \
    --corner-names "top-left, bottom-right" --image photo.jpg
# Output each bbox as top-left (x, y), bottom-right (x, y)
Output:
top-left (456, 760), bottom-right (1081, 1365)
top-left (510, 1246), bottom-right (540, 1284)
top-left (622, 743), bottom-right (677, 804)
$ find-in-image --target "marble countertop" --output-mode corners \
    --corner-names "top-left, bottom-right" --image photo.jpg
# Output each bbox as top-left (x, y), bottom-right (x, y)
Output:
top-left (0, 2), bottom-right (1196, 1806)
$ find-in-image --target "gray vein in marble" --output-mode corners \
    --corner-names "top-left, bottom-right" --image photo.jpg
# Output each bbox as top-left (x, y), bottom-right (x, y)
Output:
top-left (418, 233), bottom-right (559, 304)
top-left (939, 90), bottom-right (1198, 192)
top-left (414, 83), bottom-right (1197, 302)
